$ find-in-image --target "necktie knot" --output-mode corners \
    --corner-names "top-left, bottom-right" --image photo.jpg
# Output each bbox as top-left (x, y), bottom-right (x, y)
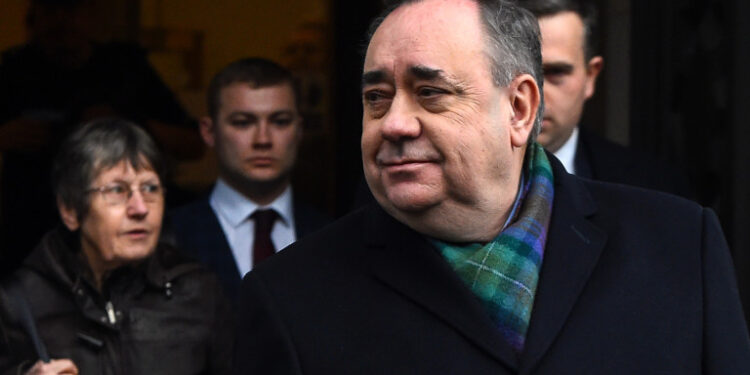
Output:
top-left (251, 209), bottom-right (278, 266)
top-left (252, 209), bottom-right (278, 232)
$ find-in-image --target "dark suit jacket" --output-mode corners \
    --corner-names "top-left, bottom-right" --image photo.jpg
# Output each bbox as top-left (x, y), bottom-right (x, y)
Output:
top-left (575, 128), bottom-right (693, 199)
top-left (168, 193), bottom-right (331, 302)
top-left (234, 154), bottom-right (750, 374)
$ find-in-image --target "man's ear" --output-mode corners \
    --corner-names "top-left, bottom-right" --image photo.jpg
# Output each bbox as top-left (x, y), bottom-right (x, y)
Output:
top-left (584, 55), bottom-right (604, 99)
top-left (199, 116), bottom-right (216, 148)
top-left (508, 73), bottom-right (541, 148)
top-left (57, 198), bottom-right (80, 231)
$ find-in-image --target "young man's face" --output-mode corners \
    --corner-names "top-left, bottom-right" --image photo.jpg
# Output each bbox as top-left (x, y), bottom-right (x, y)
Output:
top-left (536, 11), bottom-right (602, 152)
top-left (202, 82), bottom-right (302, 194)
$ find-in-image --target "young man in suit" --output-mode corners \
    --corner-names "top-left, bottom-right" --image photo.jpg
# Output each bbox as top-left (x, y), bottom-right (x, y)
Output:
top-left (520, 0), bottom-right (692, 198)
top-left (170, 58), bottom-right (329, 302)
top-left (233, 0), bottom-right (750, 373)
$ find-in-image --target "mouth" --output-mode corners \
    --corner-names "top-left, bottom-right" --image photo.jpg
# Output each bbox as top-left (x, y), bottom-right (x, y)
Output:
top-left (379, 158), bottom-right (434, 166)
top-left (247, 157), bottom-right (277, 167)
top-left (377, 159), bottom-right (439, 175)
top-left (122, 229), bottom-right (151, 240)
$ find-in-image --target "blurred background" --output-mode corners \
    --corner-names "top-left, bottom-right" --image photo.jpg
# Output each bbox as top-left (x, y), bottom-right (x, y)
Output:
top-left (1, 0), bottom-right (749, 319)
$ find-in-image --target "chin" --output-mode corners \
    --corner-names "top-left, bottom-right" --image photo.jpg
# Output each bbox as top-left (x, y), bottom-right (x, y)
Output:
top-left (246, 171), bottom-right (281, 182)
top-left (383, 188), bottom-right (441, 213)
top-left (116, 243), bottom-right (157, 263)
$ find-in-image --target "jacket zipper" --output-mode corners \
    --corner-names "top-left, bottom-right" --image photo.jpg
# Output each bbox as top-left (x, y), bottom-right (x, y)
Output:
top-left (105, 301), bottom-right (117, 324)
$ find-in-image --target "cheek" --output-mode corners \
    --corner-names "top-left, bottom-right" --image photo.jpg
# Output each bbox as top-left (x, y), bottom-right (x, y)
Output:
top-left (220, 130), bottom-right (249, 155)
top-left (275, 129), bottom-right (302, 166)
top-left (361, 124), bottom-right (384, 189)
top-left (149, 205), bottom-right (165, 230)
top-left (543, 84), bottom-right (558, 104)
top-left (361, 122), bottom-right (381, 160)
top-left (81, 212), bottom-right (121, 258)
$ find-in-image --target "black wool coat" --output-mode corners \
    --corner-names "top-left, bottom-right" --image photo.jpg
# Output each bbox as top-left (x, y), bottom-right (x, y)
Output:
top-left (233, 153), bottom-right (750, 375)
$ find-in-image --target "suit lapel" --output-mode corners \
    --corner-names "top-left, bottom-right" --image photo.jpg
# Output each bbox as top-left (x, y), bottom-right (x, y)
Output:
top-left (364, 206), bottom-right (521, 371)
top-left (194, 200), bottom-right (243, 300)
top-left (519, 155), bottom-right (607, 374)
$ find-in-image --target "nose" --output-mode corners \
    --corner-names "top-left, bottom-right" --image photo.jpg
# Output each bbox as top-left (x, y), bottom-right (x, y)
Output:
top-left (380, 94), bottom-right (421, 142)
top-left (252, 120), bottom-right (273, 149)
top-left (126, 190), bottom-right (149, 218)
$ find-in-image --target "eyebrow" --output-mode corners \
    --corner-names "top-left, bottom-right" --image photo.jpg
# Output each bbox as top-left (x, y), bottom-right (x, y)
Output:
top-left (362, 70), bottom-right (388, 87)
top-left (227, 111), bottom-right (258, 118)
top-left (542, 62), bottom-right (574, 74)
top-left (361, 65), bottom-right (468, 93)
top-left (409, 65), bottom-right (444, 80)
top-left (227, 109), bottom-right (296, 117)
top-left (409, 65), bottom-right (467, 93)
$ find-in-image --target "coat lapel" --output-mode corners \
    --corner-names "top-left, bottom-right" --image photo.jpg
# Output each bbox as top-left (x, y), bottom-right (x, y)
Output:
top-left (519, 155), bottom-right (607, 374)
top-left (364, 205), bottom-right (521, 371)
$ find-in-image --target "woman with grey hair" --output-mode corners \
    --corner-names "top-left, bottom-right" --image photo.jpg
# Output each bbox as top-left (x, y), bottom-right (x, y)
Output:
top-left (0, 118), bottom-right (232, 375)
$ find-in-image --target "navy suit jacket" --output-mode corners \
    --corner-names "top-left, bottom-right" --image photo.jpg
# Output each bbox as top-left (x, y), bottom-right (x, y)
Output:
top-left (234, 153), bottom-right (750, 374)
top-left (168, 193), bottom-right (331, 302)
top-left (574, 128), bottom-right (693, 199)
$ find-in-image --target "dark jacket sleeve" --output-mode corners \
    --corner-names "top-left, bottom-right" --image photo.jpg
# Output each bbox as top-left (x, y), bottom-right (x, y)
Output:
top-left (232, 272), bottom-right (301, 375)
top-left (701, 208), bottom-right (750, 373)
top-left (0, 284), bottom-right (34, 375)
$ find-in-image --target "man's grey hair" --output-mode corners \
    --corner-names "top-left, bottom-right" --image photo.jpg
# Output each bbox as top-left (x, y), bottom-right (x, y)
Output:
top-left (367, 0), bottom-right (545, 144)
top-left (52, 117), bottom-right (166, 221)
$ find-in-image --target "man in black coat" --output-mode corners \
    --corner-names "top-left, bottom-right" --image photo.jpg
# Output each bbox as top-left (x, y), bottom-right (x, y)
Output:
top-left (169, 58), bottom-right (330, 302)
top-left (233, 0), bottom-right (750, 374)
top-left (520, 0), bottom-right (691, 198)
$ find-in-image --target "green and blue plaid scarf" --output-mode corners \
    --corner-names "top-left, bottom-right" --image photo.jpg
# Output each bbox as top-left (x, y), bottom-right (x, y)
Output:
top-left (432, 143), bottom-right (554, 352)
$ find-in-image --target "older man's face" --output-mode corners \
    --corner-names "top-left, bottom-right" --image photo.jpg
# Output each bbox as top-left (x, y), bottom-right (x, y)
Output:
top-left (361, 0), bottom-right (532, 241)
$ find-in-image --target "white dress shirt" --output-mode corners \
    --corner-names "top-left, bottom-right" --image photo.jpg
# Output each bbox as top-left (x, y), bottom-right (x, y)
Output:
top-left (209, 179), bottom-right (297, 277)
top-left (552, 126), bottom-right (579, 175)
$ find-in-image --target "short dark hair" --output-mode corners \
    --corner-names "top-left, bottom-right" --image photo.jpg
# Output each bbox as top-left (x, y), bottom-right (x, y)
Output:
top-left (207, 57), bottom-right (300, 121)
top-left (368, 0), bottom-right (544, 143)
top-left (52, 117), bottom-right (166, 220)
top-left (518, 0), bottom-right (599, 61)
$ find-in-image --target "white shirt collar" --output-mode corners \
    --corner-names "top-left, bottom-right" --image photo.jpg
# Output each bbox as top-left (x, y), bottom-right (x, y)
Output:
top-left (552, 126), bottom-right (579, 175)
top-left (209, 178), bottom-right (295, 229)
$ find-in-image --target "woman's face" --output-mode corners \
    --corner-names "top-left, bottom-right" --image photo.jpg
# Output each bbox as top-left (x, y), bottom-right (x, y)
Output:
top-left (60, 159), bottom-right (164, 272)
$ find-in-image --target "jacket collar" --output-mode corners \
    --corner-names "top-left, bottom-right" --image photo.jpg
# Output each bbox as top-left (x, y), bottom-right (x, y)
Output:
top-left (517, 151), bottom-right (607, 374)
top-left (24, 227), bottom-right (201, 295)
top-left (364, 204), bottom-right (521, 370)
top-left (362, 151), bottom-right (607, 373)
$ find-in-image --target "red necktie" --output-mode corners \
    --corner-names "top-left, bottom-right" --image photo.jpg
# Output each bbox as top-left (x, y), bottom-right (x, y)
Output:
top-left (252, 209), bottom-right (278, 266)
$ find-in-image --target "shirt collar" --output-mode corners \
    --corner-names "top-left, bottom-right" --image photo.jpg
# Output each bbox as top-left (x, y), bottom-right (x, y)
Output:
top-left (553, 126), bottom-right (579, 175)
top-left (210, 179), bottom-right (295, 229)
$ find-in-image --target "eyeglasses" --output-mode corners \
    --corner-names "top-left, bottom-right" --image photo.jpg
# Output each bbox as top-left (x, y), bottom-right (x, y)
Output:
top-left (87, 182), bottom-right (164, 205)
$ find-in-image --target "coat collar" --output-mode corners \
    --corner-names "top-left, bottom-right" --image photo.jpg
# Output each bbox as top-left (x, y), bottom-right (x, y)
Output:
top-left (25, 227), bottom-right (201, 295)
top-left (364, 205), bottom-right (521, 370)
top-left (362, 151), bottom-right (607, 373)
top-left (519, 151), bottom-right (607, 374)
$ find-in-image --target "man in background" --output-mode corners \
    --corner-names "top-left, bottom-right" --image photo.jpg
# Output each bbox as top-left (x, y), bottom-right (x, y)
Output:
top-left (520, 0), bottom-right (692, 198)
top-left (169, 58), bottom-right (330, 302)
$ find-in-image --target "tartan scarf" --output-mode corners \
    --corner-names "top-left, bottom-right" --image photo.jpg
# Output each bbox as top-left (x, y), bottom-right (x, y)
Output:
top-left (432, 143), bottom-right (554, 352)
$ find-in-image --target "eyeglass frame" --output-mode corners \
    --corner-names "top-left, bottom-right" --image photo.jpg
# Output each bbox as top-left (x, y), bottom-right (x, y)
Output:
top-left (86, 181), bottom-right (165, 205)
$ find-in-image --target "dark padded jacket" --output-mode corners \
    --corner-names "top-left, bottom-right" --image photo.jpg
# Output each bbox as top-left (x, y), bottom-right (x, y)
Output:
top-left (0, 228), bottom-right (233, 375)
